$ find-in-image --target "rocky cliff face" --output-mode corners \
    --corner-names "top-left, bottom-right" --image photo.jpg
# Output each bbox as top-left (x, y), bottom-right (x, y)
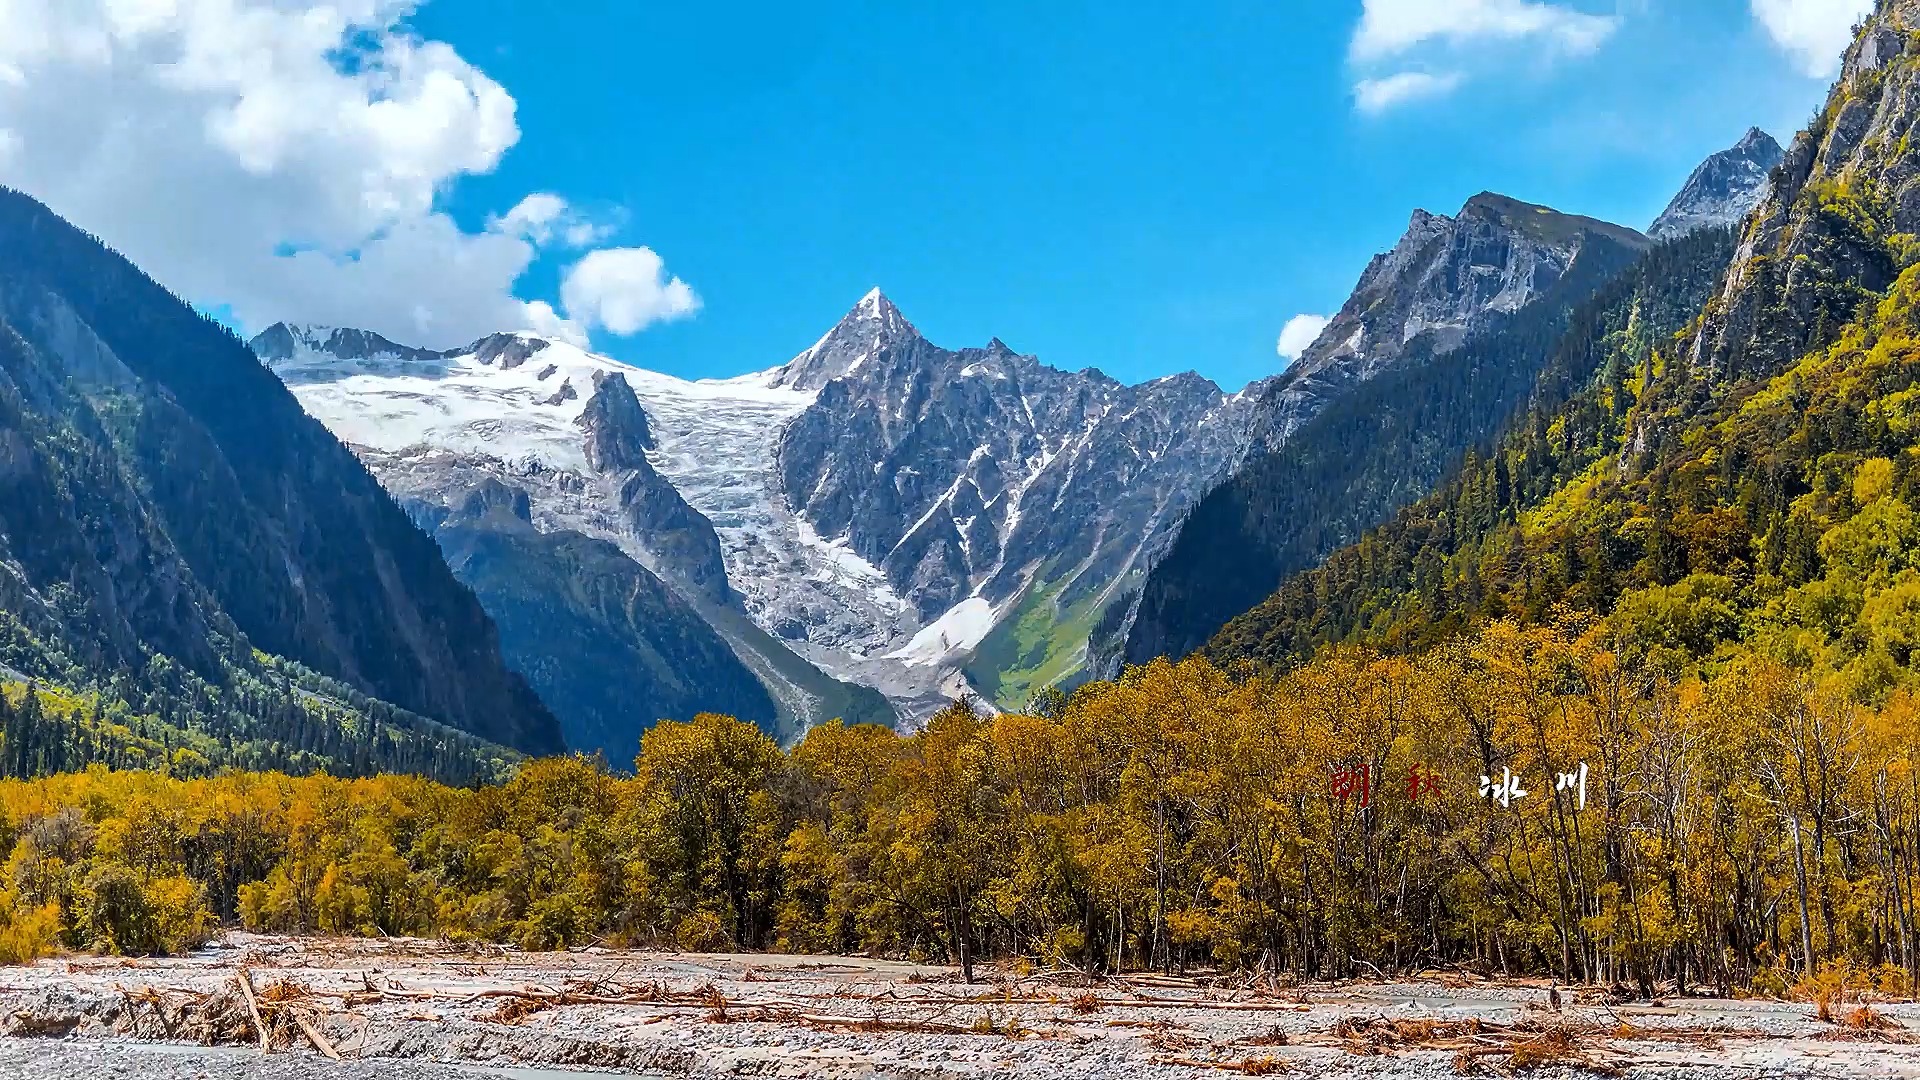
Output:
top-left (578, 371), bottom-right (730, 603)
top-left (1112, 194), bottom-right (1654, 671)
top-left (773, 295), bottom-right (1255, 707)
top-left (1693, 3), bottom-right (1918, 384)
top-left (578, 371), bottom-right (657, 470)
top-left (1250, 193), bottom-right (1648, 452)
top-left (1648, 128), bottom-right (1784, 241)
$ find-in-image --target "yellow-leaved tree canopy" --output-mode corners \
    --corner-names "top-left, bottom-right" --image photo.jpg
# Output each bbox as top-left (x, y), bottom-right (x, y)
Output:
top-left (0, 613), bottom-right (1918, 998)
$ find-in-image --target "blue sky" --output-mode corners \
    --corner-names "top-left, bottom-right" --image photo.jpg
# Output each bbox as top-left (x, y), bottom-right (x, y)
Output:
top-left (401, 0), bottom-right (1851, 390)
top-left (0, 1), bottom-right (1865, 391)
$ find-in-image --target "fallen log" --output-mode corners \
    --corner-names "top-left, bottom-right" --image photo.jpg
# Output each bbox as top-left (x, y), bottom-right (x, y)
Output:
top-left (291, 1009), bottom-right (343, 1061)
top-left (236, 968), bottom-right (271, 1054)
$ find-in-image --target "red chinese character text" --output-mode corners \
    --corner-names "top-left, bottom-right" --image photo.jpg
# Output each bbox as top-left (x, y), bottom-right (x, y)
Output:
top-left (1406, 763), bottom-right (1442, 802)
top-left (1329, 763), bottom-right (1372, 807)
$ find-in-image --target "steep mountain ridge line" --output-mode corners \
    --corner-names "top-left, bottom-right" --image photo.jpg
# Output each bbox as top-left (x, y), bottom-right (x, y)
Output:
top-left (1693, 4), bottom-right (1918, 383)
top-left (259, 323), bottom-right (899, 746)
top-left (1250, 192), bottom-right (1650, 455)
top-left (773, 299), bottom-right (1256, 690)
top-left (1118, 192), bottom-right (1663, 667)
top-left (1196, 0), bottom-right (1920, 678)
top-left (1648, 127), bottom-right (1784, 241)
top-left (0, 185), bottom-right (561, 757)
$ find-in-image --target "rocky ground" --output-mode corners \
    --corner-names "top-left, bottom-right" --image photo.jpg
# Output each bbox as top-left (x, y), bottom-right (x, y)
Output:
top-left (1, 934), bottom-right (1919, 1078)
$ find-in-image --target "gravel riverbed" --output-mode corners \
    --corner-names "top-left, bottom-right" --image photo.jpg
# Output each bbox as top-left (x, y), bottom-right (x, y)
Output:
top-left (0, 934), bottom-right (1916, 1078)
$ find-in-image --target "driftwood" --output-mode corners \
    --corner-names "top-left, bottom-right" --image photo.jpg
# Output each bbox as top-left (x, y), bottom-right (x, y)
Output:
top-left (1281, 1014), bottom-right (1774, 1074)
top-left (801, 984), bottom-right (1319, 1013)
top-left (290, 1008), bottom-right (342, 1061)
top-left (39, 955), bottom-right (1892, 1077)
top-left (230, 970), bottom-right (351, 1060)
top-left (236, 968), bottom-right (270, 1053)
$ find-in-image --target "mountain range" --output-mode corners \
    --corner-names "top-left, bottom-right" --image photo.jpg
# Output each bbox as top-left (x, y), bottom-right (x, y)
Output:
top-left (0, 91), bottom-right (1788, 772)
top-left (234, 126), bottom-right (1775, 759)
top-left (256, 290), bottom-right (1255, 754)
top-left (1194, 0), bottom-right (1920, 696)
top-left (2, 0), bottom-right (1915, 1008)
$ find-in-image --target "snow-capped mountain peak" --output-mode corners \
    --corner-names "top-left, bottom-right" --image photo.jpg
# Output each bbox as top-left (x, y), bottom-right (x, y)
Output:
top-left (251, 321), bottom-right (452, 365)
top-left (256, 324), bottom-right (650, 471)
top-left (773, 287), bottom-right (921, 391)
top-left (255, 286), bottom-right (1258, 727)
top-left (258, 319), bottom-right (904, 722)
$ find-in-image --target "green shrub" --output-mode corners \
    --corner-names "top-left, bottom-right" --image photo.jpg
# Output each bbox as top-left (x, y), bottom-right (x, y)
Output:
top-left (73, 865), bottom-right (211, 956)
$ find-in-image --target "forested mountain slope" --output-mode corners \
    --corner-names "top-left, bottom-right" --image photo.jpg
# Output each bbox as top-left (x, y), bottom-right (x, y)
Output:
top-left (0, 187), bottom-right (557, 776)
top-left (1207, 2), bottom-right (1920, 691)
top-left (1121, 205), bottom-right (1662, 666)
top-left (415, 476), bottom-right (779, 766)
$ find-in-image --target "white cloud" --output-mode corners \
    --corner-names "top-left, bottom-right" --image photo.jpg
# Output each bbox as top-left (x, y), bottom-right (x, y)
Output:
top-left (560, 248), bottom-right (701, 336)
top-left (490, 192), bottom-right (617, 249)
top-left (1354, 71), bottom-right (1465, 114)
top-left (1277, 314), bottom-right (1331, 363)
top-left (563, 219), bottom-right (615, 248)
top-left (1352, 0), bottom-right (1620, 61)
top-left (493, 193), bottom-right (569, 242)
top-left (1751, 0), bottom-right (1873, 79)
top-left (0, 0), bottom-right (690, 349)
top-left (521, 300), bottom-right (587, 347)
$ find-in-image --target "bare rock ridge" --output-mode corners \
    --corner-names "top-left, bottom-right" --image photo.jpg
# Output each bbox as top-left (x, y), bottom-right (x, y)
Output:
top-left (474, 332), bottom-right (551, 369)
top-left (249, 323), bottom-right (453, 365)
top-left (1648, 127), bottom-right (1784, 241)
top-left (579, 371), bottom-right (656, 471)
top-left (1295, 193), bottom-right (1647, 377)
top-left (1694, 1), bottom-right (1920, 382)
top-left (772, 294), bottom-right (1256, 708)
top-left (1247, 192), bottom-right (1649, 453)
top-left (572, 372), bottom-right (730, 603)
top-left (1111, 191), bottom-right (1658, 671)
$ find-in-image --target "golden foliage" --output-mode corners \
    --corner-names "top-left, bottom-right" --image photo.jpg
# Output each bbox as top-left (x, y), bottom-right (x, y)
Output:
top-left (0, 623), bottom-right (1917, 990)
